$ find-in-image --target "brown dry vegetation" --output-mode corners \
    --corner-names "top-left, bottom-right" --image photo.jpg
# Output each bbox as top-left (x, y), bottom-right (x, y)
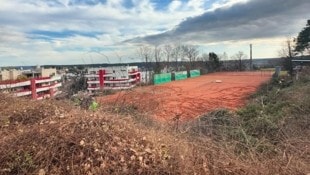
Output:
top-left (0, 69), bottom-right (309, 175)
top-left (0, 94), bottom-right (252, 175)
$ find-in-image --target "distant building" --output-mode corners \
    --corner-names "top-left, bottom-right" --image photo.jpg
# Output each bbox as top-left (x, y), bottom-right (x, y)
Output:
top-left (0, 67), bottom-right (57, 81)
top-left (22, 67), bottom-right (57, 79)
top-left (85, 66), bottom-right (141, 93)
top-left (0, 69), bottom-right (23, 81)
top-left (0, 67), bottom-right (61, 100)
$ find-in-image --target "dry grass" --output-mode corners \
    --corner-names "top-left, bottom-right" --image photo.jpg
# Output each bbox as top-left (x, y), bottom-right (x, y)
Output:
top-left (178, 69), bottom-right (310, 175)
top-left (0, 68), bottom-right (309, 175)
top-left (0, 94), bottom-right (258, 175)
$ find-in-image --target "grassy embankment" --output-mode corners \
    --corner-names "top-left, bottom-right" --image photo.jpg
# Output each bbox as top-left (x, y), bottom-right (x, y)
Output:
top-left (0, 68), bottom-right (309, 174)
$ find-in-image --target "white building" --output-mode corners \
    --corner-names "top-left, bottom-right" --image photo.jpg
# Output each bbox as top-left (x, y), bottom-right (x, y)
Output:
top-left (0, 67), bottom-right (57, 81)
top-left (85, 66), bottom-right (141, 92)
top-left (0, 67), bottom-right (61, 100)
top-left (0, 76), bottom-right (62, 100)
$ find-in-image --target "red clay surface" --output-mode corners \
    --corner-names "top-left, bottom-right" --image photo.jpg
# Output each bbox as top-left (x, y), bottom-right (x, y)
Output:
top-left (99, 71), bottom-right (272, 121)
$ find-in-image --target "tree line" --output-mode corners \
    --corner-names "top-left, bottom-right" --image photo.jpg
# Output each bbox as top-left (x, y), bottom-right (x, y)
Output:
top-left (137, 44), bottom-right (249, 74)
top-left (138, 19), bottom-right (309, 75)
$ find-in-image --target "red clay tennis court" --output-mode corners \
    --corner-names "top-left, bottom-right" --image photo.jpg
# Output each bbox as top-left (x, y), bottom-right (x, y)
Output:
top-left (99, 71), bottom-right (273, 121)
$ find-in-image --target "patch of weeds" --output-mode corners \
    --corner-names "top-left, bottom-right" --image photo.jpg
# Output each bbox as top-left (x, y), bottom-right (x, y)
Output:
top-left (97, 89), bottom-right (116, 96)
top-left (252, 75), bottom-right (293, 99)
top-left (242, 115), bottom-right (279, 141)
top-left (113, 104), bottom-right (139, 115)
top-left (6, 151), bottom-right (36, 174)
top-left (71, 96), bottom-right (81, 106)
top-left (230, 128), bottom-right (278, 156)
top-left (132, 114), bottom-right (157, 128)
top-left (255, 141), bottom-right (277, 155)
top-left (231, 128), bottom-right (258, 153)
top-left (89, 101), bottom-right (99, 111)
top-left (264, 102), bottom-right (289, 119)
top-left (297, 67), bottom-right (310, 83)
top-left (237, 104), bottom-right (262, 122)
top-left (184, 109), bottom-right (238, 141)
top-left (0, 116), bottom-right (10, 128)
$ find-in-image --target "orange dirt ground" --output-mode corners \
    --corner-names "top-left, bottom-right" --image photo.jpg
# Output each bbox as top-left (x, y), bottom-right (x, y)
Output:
top-left (98, 71), bottom-right (273, 121)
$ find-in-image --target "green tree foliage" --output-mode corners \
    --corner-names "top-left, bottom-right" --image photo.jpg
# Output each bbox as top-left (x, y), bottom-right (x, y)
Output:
top-left (295, 20), bottom-right (310, 54)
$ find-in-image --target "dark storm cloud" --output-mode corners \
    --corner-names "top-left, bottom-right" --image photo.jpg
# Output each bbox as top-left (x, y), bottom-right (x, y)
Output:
top-left (127, 0), bottom-right (310, 45)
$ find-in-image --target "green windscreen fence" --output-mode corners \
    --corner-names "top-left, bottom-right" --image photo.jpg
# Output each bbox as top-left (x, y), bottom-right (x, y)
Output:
top-left (175, 71), bottom-right (188, 80)
top-left (154, 73), bottom-right (172, 85)
top-left (190, 69), bottom-right (200, 77)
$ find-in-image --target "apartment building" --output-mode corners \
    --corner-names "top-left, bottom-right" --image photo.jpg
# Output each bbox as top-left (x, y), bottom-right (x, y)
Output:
top-left (0, 67), bottom-right (61, 100)
top-left (85, 66), bottom-right (141, 92)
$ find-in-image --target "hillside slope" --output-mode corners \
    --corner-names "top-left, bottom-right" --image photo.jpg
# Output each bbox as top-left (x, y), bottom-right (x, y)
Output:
top-left (0, 69), bottom-right (309, 174)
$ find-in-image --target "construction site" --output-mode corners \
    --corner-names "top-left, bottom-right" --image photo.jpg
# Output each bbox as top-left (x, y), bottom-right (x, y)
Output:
top-left (1, 64), bottom-right (310, 175)
top-left (99, 71), bottom-right (273, 121)
top-left (1, 0), bottom-right (310, 173)
top-left (0, 53), bottom-right (309, 175)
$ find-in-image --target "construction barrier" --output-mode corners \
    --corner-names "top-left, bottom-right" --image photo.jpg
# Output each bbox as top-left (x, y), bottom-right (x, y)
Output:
top-left (190, 69), bottom-right (200, 77)
top-left (175, 71), bottom-right (188, 80)
top-left (154, 70), bottom-right (200, 85)
top-left (154, 73), bottom-right (172, 85)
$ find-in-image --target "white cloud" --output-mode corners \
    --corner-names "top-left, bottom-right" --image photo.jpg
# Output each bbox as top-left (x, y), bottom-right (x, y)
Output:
top-left (187, 0), bottom-right (205, 10)
top-left (168, 0), bottom-right (182, 12)
top-left (209, 0), bottom-right (248, 10)
top-left (0, 0), bottom-right (308, 66)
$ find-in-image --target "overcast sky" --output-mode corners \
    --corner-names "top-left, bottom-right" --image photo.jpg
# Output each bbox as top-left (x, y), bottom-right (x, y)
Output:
top-left (0, 0), bottom-right (309, 66)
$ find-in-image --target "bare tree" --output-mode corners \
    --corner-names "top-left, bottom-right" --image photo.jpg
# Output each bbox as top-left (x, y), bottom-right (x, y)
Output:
top-left (163, 44), bottom-right (173, 63)
top-left (278, 39), bottom-right (295, 74)
top-left (161, 44), bottom-right (173, 72)
top-left (181, 45), bottom-right (199, 69)
top-left (171, 44), bottom-right (183, 70)
top-left (153, 46), bottom-right (162, 74)
top-left (232, 51), bottom-right (247, 71)
top-left (137, 45), bottom-right (153, 82)
top-left (278, 39), bottom-right (295, 58)
top-left (137, 45), bottom-right (153, 67)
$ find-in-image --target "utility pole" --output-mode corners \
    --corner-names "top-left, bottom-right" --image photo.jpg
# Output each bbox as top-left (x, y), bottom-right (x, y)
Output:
top-left (250, 44), bottom-right (253, 70)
